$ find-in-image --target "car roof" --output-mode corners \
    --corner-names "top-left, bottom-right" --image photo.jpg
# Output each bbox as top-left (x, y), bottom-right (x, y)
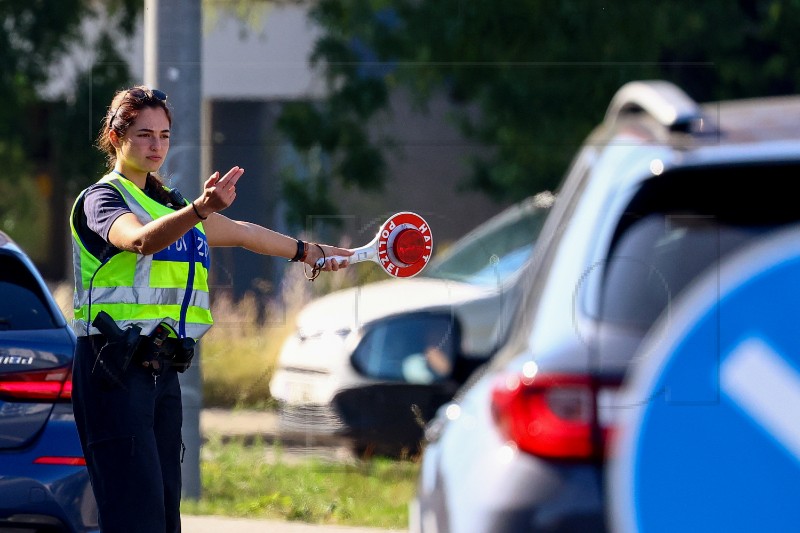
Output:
top-left (0, 230), bottom-right (22, 254)
top-left (598, 80), bottom-right (800, 148)
top-left (701, 95), bottom-right (800, 144)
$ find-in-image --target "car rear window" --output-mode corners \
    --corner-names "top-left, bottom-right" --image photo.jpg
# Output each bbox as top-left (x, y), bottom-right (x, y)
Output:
top-left (0, 254), bottom-right (59, 330)
top-left (595, 162), bottom-right (800, 329)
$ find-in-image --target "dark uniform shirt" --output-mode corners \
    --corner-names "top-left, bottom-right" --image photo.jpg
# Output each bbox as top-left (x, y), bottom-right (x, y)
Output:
top-left (78, 180), bottom-right (179, 262)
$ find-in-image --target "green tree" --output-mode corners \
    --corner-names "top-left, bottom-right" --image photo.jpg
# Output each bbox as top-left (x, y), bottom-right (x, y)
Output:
top-left (276, 0), bottom-right (800, 215)
top-left (0, 1), bottom-right (139, 269)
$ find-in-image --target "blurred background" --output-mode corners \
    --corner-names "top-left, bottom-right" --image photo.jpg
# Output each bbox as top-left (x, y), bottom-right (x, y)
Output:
top-left (3, 0), bottom-right (799, 291)
top-left (2, 0), bottom-right (800, 406)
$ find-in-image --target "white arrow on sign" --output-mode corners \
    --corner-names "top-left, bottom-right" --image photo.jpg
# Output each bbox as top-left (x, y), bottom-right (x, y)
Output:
top-left (721, 338), bottom-right (800, 464)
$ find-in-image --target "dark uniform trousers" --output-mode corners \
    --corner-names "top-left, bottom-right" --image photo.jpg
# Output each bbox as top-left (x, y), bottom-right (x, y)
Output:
top-left (72, 335), bottom-right (183, 533)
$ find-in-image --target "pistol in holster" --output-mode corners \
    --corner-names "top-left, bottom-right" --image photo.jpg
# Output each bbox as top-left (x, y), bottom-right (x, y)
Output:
top-left (140, 323), bottom-right (196, 374)
top-left (91, 311), bottom-right (142, 389)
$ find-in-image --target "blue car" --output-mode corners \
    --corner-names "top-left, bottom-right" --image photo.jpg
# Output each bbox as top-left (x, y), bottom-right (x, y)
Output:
top-left (0, 231), bottom-right (98, 531)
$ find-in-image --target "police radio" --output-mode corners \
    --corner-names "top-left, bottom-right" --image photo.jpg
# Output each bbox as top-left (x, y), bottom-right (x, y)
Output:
top-left (316, 212), bottom-right (433, 278)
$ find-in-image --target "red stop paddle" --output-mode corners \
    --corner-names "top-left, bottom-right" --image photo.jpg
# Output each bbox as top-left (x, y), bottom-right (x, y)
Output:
top-left (316, 212), bottom-right (433, 278)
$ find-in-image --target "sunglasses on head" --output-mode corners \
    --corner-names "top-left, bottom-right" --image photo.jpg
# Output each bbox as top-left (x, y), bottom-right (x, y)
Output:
top-left (128, 87), bottom-right (168, 102)
top-left (108, 87), bottom-right (168, 127)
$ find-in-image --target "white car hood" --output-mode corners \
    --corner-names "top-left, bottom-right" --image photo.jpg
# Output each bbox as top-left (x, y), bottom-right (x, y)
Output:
top-left (295, 277), bottom-right (515, 356)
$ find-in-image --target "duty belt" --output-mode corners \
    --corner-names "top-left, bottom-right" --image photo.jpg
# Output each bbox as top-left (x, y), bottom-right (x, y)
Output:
top-left (136, 336), bottom-right (181, 372)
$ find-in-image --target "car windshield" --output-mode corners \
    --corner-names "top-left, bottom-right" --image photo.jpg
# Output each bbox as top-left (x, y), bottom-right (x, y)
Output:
top-left (424, 198), bottom-right (550, 286)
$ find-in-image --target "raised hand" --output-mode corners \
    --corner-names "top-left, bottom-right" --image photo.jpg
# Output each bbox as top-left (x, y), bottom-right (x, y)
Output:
top-left (193, 166), bottom-right (244, 218)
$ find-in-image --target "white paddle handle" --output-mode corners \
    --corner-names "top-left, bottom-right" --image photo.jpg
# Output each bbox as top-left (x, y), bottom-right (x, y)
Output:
top-left (315, 239), bottom-right (378, 269)
top-left (312, 212), bottom-right (432, 278)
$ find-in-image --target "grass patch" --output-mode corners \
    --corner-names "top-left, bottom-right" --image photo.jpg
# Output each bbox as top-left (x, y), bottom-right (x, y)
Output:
top-left (199, 290), bottom-right (290, 408)
top-left (181, 436), bottom-right (419, 529)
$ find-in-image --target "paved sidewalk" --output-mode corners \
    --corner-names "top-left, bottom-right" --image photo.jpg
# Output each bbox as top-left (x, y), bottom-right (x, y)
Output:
top-left (200, 407), bottom-right (341, 445)
top-left (200, 407), bottom-right (280, 438)
top-left (183, 515), bottom-right (405, 533)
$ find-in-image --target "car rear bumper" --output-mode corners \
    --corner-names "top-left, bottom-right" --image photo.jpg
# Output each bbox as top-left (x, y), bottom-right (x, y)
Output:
top-left (0, 413), bottom-right (98, 533)
top-left (0, 471), bottom-right (97, 533)
top-left (415, 437), bottom-right (608, 533)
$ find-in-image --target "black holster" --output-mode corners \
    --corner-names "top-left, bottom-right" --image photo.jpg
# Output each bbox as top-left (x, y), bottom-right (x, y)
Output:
top-left (90, 311), bottom-right (142, 389)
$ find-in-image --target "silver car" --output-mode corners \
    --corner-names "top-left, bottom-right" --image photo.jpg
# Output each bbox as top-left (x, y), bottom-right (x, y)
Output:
top-left (412, 80), bottom-right (800, 532)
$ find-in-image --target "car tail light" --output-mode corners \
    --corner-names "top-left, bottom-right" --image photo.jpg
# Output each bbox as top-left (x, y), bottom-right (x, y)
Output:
top-left (33, 456), bottom-right (86, 466)
top-left (0, 365), bottom-right (73, 401)
top-left (491, 372), bottom-right (620, 461)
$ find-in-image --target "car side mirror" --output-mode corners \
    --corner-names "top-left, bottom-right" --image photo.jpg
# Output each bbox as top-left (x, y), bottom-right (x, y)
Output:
top-left (350, 312), bottom-right (461, 384)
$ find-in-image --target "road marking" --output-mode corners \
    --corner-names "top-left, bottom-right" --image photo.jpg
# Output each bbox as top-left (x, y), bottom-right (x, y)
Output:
top-left (721, 338), bottom-right (800, 463)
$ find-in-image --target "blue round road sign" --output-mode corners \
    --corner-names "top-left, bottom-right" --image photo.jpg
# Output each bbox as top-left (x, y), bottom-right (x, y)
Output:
top-left (609, 227), bottom-right (800, 533)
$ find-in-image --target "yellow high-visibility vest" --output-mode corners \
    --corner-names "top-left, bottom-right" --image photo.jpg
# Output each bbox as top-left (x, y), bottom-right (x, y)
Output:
top-left (70, 172), bottom-right (213, 339)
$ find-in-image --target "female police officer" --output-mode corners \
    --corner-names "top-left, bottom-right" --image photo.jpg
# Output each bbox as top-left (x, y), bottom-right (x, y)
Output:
top-left (69, 86), bottom-right (352, 532)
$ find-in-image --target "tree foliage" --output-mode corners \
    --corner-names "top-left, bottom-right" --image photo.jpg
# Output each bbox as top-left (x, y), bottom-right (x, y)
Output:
top-left (0, 1), bottom-right (139, 261)
top-left (0, 0), bottom-right (140, 189)
top-left (277, 0), bottom-right (800, 211)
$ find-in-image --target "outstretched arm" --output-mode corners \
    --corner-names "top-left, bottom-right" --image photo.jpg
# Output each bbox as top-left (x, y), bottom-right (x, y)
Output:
top-left (197, 167), bottom-right (351, 269)
top-left (203, 215), bottom-right (352, 271)
top-left (107, 166), bottom-right (243, 255)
